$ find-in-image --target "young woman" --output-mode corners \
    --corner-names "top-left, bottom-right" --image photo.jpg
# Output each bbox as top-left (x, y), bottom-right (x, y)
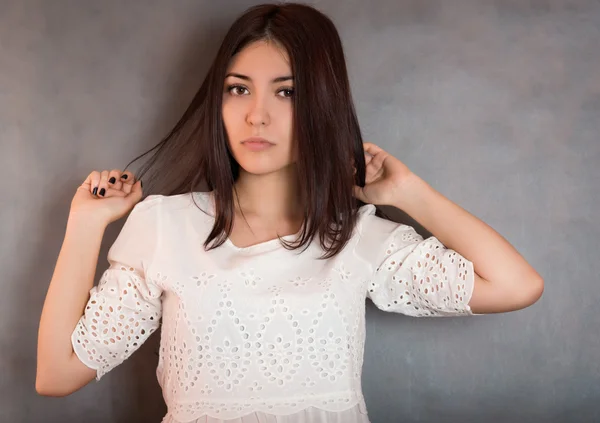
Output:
top-left (36, 3), bottom-right (544, 422)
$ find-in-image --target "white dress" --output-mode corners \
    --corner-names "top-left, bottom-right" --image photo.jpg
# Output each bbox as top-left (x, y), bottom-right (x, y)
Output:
top-left (71, 191), bottom-right (476, 423)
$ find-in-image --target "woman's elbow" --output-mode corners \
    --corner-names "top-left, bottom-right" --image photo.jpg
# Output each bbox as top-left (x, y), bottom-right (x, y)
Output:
top-left (35, 376), bottom-right (74, 397)
top-left (517, 276), bottom-right (544, 310)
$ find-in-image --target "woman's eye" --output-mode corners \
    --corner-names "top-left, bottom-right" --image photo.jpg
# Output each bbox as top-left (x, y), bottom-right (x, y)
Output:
top-left (278, 88), bottom-right (294, 98)
top-left (227, 85), bottom-right (248, 95)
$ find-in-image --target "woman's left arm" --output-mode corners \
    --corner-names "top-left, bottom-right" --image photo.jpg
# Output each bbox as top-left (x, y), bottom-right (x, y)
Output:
top-left (353, 142), bottom-right (544, 315)
top-left (393, 174), bottom-right (544, 314)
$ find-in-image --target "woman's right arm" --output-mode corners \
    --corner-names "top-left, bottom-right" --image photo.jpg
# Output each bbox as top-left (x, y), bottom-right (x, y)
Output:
top-left (36, 212), bottom-right (107, 396)
top-left (36, 169), bottom-right (152, 396)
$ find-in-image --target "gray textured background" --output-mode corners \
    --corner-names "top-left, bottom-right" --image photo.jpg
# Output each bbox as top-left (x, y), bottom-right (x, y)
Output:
top-left (2, 0), bottom-right (599, 422)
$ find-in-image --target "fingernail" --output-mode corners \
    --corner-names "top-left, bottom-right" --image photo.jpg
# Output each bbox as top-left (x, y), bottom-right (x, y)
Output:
top-left (141, 180), bottom-right (143, 188)
top-left (93, 187), bottom-right (98, 195)
top-left (99, 188), bottom-right (106, 196)
top-left (121, 174), bottom-right (128, 180)
top-left (109, 177), bottom-right (116, 184)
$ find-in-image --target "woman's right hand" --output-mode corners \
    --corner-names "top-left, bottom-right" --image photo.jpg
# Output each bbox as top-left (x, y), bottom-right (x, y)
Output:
top-left (70, 169), bottom-right (144, 226)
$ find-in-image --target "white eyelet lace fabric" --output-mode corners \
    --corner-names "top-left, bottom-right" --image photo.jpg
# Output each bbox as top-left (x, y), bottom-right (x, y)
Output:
top-left (71, 192), bottom-right (475, 422)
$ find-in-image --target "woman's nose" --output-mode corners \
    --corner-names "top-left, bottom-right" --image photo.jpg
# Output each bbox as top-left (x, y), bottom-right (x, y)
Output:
top-left (246, 96), bottom-right (270, 126)
top-left (246, 109), bottom-right (268, 126)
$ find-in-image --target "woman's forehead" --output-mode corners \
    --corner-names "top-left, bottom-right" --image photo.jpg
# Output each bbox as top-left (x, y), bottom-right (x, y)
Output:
top-left (227, 40), bottom-right (291, 74)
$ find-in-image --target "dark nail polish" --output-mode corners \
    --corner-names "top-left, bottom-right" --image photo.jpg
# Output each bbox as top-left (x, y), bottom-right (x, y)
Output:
top-left (93, 187), bottom-right (98, 195)
top-left (99, 188), bottom-right (106, 196)
top-left (121, 174), bottom-right (128, 180)
top-left (141, 180), bottom-right (143, 188)
top-left (109, 177), bottom-right (116, 184)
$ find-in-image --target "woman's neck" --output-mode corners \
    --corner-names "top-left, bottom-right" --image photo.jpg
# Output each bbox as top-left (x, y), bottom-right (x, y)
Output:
top-left (232, 165), bottom-right (303, 222)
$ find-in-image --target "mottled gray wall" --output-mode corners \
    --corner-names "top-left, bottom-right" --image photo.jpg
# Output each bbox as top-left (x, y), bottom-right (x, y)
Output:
top-left (1, 0), bottom-right (598, 422)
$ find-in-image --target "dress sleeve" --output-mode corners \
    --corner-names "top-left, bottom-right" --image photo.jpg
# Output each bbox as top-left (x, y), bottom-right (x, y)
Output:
top-left (355, 204), bottom-right (475, 317)
top-left (71, 195), bottom-right (164, 380)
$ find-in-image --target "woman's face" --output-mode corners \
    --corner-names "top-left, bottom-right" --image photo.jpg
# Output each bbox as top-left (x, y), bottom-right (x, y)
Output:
top-left (222, 40), bottom-right (297, 176)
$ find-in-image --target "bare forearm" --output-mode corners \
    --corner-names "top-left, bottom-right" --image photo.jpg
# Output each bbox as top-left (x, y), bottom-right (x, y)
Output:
top-left (394, 175), bottom-right (542, 289)
top-left (37, 213), bottom-right (107, 378)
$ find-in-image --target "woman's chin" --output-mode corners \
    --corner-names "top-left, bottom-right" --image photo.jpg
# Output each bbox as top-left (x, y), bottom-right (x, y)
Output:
top-left (239, 164), bottom-right (281, 176)
top-left (238, 161), bottom-right (294, 176)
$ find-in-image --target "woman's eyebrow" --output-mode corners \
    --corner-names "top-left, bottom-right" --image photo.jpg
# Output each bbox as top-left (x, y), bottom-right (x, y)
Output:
top-left (225, 73), bottom-right (293, 83)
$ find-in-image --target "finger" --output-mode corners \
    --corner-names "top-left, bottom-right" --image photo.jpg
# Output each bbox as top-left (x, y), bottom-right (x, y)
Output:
top-left (107, 169), bottom-right (123, 191)
top-left (362, 142), bottom-right (384, 157)
top-left (363, 143), bottom-right (389, 169)
top-left (83, 170), bottom-right (102, 195)
top-left (102, 187), bottom-right (128, 197)
top-left (101, 171), bottom-right (133, 198)
top-left (125, 179), bottom-right (143, 204)
top-left (96, 170), bottom-right (110, 197)
top-left (123, 175), bottom-right (136, 195)
top-left (120, 170), bottom-right (135, 195)
top-left (120, 170), bottom-right (135, 186)
top-left (129, 179), bottom-right (143, 198)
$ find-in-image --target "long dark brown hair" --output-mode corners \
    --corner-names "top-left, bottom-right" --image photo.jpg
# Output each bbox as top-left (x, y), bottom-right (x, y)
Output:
top-left (122, 2), bottom-right (388, 260)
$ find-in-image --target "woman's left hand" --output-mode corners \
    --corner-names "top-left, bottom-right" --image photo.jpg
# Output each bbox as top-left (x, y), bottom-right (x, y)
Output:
top-left (352, 142), bottom-right (416, 206)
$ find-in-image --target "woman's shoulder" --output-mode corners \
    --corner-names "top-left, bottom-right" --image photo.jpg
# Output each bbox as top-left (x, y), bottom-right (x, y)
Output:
top-left (138, 191), bottom-right (213, 216)
top-left (131, 193), bottom-right (164, 213)
top-left (355, 203), bottom-right (399, 234)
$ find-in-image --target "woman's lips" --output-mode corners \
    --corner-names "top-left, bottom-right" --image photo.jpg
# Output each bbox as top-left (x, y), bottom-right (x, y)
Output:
top-left (242, 141), bottom-right (274, 151)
